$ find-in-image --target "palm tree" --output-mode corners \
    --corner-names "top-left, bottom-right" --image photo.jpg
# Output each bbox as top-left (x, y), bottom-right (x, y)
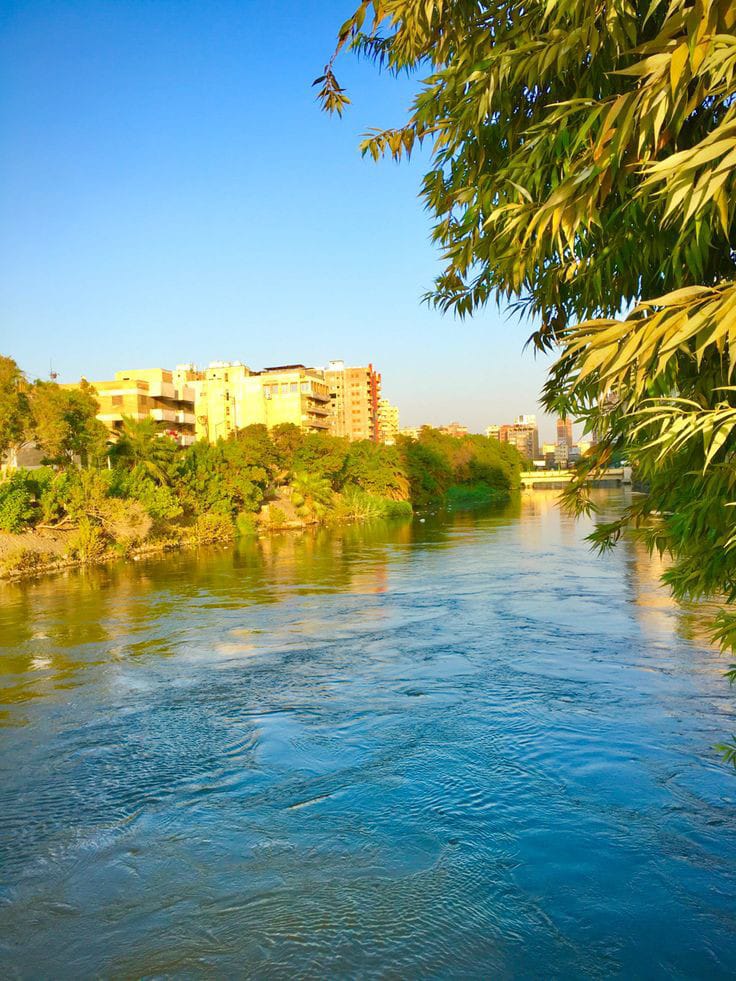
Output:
top-left (108, 416), bottom-right (177, 484)
top-left (290, 470), bottom-right (333, 519)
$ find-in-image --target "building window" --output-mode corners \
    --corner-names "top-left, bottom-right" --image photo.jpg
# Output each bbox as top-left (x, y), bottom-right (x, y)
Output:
top-left (302, 382), bottom-right (310, 393)
top-left (290, 382), bottom-right (298, 393)
top-left (112, 395), bottom-right (123, 407)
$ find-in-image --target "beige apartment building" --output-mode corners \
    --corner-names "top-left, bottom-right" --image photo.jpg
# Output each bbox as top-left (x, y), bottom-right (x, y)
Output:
top-left (174, 361), bottom-right (331, 441)
top-left (67, 368), bottom-right (197, 445)
top-left (325, 360), bottom-right (381, 442)
top-left (377, 399), bottom-right (399, 444)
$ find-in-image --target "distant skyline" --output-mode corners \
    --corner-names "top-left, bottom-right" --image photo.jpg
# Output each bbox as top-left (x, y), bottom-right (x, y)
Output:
top-left (1, 0), bottom-right (560, 441)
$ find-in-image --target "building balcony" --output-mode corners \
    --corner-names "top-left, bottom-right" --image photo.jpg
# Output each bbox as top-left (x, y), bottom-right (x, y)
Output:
top-left (303, 415), bottom-right (329, 430)
top-left (146, 382), bottom-right (177, 399)
top-left (150, 408), bottom-right (196, 426)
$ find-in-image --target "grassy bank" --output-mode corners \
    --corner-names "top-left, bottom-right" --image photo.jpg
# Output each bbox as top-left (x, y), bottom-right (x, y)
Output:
top-left (0, 423), bottom-right (521, 581)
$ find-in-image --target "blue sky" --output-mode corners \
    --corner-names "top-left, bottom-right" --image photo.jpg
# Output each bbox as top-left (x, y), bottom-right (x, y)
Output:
top-left (0, 0), bottom-right (558, 439)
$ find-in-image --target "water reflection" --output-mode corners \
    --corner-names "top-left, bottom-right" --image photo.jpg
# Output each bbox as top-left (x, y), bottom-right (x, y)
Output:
top-left (1, 493), bottom-right (735, 977)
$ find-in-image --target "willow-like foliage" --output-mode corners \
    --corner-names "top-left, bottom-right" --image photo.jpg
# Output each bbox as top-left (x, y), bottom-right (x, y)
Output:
top-left (319, 1), bottom-right (736, 662)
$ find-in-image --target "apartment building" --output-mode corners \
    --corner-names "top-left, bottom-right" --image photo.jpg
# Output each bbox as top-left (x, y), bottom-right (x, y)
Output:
top-left (377, 398), bottom-right (400, 444)
top-left (68, 368), bottom-right (196, 445)
top-left (174, 362), bottom-right (331, 441)
top-left (440, 422), bottom-right (469, 438)
top-left (173, 361), bottom-right (249, 441)
top-left (253, 365), bottom-right (331, 433)
top-left (325, 361), bottom-right (381, 442)
top-left (498, 415), bottom-right (540, 461)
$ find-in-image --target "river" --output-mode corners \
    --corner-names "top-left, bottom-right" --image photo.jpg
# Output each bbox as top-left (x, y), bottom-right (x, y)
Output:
top-left (1, 490), bottom-right (735, 977)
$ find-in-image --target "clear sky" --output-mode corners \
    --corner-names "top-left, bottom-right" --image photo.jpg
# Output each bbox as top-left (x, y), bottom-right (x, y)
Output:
top-left (0, 0), bottom-right (560, 440)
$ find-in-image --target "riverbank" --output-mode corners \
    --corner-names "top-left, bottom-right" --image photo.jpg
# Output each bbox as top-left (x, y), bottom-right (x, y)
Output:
top-left (0, 497), bottom-right (405, 582)
top-left (0, 424), bottom-right (521, 582)
top-left (0, 482), bottom-right (514, 583)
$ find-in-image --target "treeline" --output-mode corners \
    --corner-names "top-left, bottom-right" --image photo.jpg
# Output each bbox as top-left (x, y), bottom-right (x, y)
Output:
top-left (0, 356), bottom-right (106, 467)
top-left (0, 354), bottom-right (522, 573)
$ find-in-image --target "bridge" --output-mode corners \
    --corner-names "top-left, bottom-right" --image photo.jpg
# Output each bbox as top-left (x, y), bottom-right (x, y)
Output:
top-left (519, 467), bottom-right (632, 489)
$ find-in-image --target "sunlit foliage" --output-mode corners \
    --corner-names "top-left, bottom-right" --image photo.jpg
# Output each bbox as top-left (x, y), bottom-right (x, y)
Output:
top-left (319, 2), bottom-right (736, 657)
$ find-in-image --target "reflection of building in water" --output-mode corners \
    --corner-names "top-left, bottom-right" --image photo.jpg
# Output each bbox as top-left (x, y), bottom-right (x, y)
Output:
top-left (622, 531), bottom-right (720, 652)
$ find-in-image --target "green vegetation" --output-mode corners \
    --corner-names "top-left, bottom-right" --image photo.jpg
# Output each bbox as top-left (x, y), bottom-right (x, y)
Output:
top-left (0, 357), bottom-right (521, 575)
top-left (320, 4), bottom-right (736, 656)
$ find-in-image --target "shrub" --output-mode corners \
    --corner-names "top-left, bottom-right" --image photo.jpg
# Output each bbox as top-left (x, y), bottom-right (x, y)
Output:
top-left (98, 497), bottom-right (152, 544)
top-left (235, 511), bottom-right (258, 537)
top-left (0, 547), bottom-right (52, 577)
top-left (265, 505), bottom-right (288, 529)
top-left (69, 516), bottom-right (108, 563)
top-left (0, 487), bottom-right (35, 532)
top-left (0, 468), bottom-right (55, 532)
top-left (193, 512), bottom-right (235, 542)
top-left (337, 486), bottom-right (412, 520)
top-left (113, 466), bottom-right (183, 524)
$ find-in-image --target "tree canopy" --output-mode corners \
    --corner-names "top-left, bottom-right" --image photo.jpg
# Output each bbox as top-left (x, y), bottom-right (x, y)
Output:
top-left (319, 1), bottom-right (736, 645)
top-left (29, 379), bottom-right (107, 466)
top-left (0, 355), bottom-right (30, 460)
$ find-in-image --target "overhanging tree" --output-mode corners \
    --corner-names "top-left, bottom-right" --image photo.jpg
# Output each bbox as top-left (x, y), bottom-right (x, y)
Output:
top-left (319, 2), bottom-right (736, 647)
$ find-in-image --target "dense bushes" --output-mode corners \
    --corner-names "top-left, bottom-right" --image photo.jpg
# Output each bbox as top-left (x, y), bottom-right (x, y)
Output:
top-left (0, 421), bottom-right (522, 571)
top-left (0, 468), bottom-right (54, 532)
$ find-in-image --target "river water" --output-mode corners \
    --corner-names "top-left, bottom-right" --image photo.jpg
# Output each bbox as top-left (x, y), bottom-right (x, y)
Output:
top-left (1, 490), bottom-right (735, 978)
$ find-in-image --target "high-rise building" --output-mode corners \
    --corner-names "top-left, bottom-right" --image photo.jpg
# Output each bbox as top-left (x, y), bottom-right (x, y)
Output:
top-left (498, 415), bottom-right (540, 461)
top-left (325, 360), bottom-right (381, 441)
top-left (555, 416), bottom-right (574, 466)
top-left (67, 368), bottom-right (197, 445)
top-left (377, 398), bottom-right (400, 444)
top-left (556, 416), bottom-right (573, 448)
top-left (486, 425), bottom-right (501, 440)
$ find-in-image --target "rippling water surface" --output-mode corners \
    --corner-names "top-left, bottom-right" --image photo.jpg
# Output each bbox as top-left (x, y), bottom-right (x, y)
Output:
top-left (1, 490), bottom-right (735, 978)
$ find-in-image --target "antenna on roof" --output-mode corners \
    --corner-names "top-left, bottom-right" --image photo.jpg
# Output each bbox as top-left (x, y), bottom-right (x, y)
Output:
top-left (49, 360), bottom-right (58, 381)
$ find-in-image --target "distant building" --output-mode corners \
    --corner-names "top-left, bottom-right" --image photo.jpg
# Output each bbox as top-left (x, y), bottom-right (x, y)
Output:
top-left (541, 442), bottom-right (558, 469)
top-left (377, 398), bottom-right (400, 444)
top-left (486, 425), bottom-right (501, 440)
top-left (399, 427), bottom-right (421, 440)
top-left (67, 368), bottom-right (197, 445)
top-left (440, 421), bottom-right (469, 438)
top-left (554, 443), bottom-right (569, 467)
top-left (325, 361), bottom-right (381, 442)
top-left (556, 416), bottom-right (573, 447)
top-left (553, 416), bottom-right (574, 466)
top-left (498, 415), bottom-right (540, 461)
